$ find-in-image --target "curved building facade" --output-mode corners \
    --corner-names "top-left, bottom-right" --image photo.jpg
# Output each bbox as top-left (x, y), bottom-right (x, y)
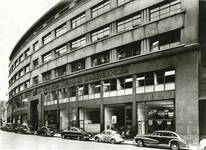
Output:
top-left (7, 0), bottom-right (206, 145)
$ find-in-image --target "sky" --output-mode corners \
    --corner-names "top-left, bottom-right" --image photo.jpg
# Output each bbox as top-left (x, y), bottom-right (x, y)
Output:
top-left (0, 0), bottom-right (61, 101)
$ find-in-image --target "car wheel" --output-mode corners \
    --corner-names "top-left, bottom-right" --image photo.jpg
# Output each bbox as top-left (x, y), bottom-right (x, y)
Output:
top-left (77, 136), bottom-right (80, 140)
top-left (136, 139), bottom-right (144, 147)
top-left (170, 142), bottom-right (180, 150)
top-left (95, 137), bottom-right (100, 142)
top-left (62, 134), bottom-right (66, 139)
top-left (110, 139), bottom-right (116, 144)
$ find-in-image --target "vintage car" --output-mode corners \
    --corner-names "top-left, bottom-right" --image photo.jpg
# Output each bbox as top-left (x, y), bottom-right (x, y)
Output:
top-left (94, 129), bottom-right (124, 144)
top-left (200, 138), bottom-right (206, 150)
top-left (1, 123), bottom-right (17, 132)
top-left (36, 126), bottom-right (54, 136)
top-left (61, 127), bottom-right (91, 140)
top-left (15, 124), bottom-right (35, 134)
top-left (134, 130), bottom-right (188, 150)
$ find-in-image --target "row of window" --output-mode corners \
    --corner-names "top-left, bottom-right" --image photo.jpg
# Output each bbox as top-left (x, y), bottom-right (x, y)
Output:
top-left (10, 29), bottom-right (180, 92)
top-left (9, 0), bottom-right (181, 95)
top-left (10, 0), bottom-right (180, 74)
top-left (11, 80), bottom-right (30, 96)
top-left (9, 64), bottom-right (30, 86)
top-left (43, 68), bottom-right (175, 104)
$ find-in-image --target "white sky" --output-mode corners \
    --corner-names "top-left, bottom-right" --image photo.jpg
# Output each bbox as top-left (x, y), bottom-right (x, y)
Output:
top-left (0, 0), bottom-right (61, 101)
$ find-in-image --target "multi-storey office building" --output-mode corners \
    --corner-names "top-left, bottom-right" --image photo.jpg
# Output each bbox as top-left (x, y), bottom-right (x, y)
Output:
top-left (7, 0), bottom-right (206, 145)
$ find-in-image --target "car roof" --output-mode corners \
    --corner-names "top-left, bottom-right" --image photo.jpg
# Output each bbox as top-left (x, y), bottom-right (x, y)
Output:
top-left (104, 130), bottom-right (118, 133)
top-left (154, 130), bottom-right (179, 136)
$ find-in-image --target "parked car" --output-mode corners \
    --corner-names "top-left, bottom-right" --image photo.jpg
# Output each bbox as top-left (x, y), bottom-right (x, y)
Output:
top-left (94, 129), bottom-right (124, 144)
top-left (15, 124), bottom-right (35, 134)
top-left (0, 123), bottom-right (17, 132)
top-left (200, 138), bottom-right (206, 150)
top-left (36, 127), bottom-right (54, 136)
top-left (61, 127), bottom-right (91, 141)
top-left (134, 130), bottom-right (188, 150)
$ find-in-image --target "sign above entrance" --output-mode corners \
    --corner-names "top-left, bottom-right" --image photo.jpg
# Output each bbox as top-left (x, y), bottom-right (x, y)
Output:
top-left (43, 65), bottom-right (129, 92)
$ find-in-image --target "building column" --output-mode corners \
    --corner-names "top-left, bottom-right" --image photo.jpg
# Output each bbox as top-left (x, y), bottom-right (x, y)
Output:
top-left (66, 20), bottom-right (72, 31)
top-left (110, 49), bottom-right (117, 62)
top-left (38, 90), bottom-right (44, 127)
top-left (85, 57), bottom-right (92, 69)
top-left (110, 0), bottom-right (118, 9)
top-left (67, 87), bottom-right (71, 128)
top-left (100, 81), bottom-right (104, 132)
top-left (132, 75), bottom-right (137, 136)
top-left (51, 70), bottom-right (55, 80)
top-left (56, 90), bottom-right (60, 131)
top-left (75, 86), bottom-right (79, 127)
top-left (86, 9), bottom-right (92, 20)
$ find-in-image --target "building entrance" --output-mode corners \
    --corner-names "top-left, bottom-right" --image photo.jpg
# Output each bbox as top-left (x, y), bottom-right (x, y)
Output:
top-left (30, 100), bottom-right (38, 130)
top-left (199, 100), bottom-right (206, 139)
top-left (104, 104), bottom-right (132, 138)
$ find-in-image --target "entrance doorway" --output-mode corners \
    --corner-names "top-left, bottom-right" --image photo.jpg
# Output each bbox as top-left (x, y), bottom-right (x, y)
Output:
top-left (199, 100), bottom-right (206, 139)
top-left (104, 104), bottom-right (132, 138)
top-left (30, 100), bottom-right (38, 130)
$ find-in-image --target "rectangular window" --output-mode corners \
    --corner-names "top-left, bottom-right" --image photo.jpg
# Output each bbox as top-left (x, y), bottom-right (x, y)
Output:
top-left (55, 23), bottom-right (67, 37)
top-left (55, 45), bottom-right (67, 56)
top-left (42, 52), bottom-right (52, 63)
top-left (150, 30), bottom-right (181, 52)
top-left (92, 0), bottom-right (110, 18)
top-left (25, 48), bottom-right (30, 57)
top-left (92, 26), bottom-right (110, 42)
top-left (92, 51), bottom-right (110, 66)
top-left (71, 13), bottom-right (86, 28)
top-left (71, 36), bottom-right (86, 50)
top-left (136, 69), bottom-right (175, 94)
top-left (42, 71), bottom-right (51, 81)
top-left (78, 84), bottom-right (89, 96)
top-left (150, 0), bottom-right (181, 22)
top-left (55, 65), bottom-right (66, 77)
top-left (33, 76), bottom-right (39, 85)
top-left (137, 100), bottom-right (174, 134)
top-left (33, 59), bottom-right (38, 68)
top-left (71, 59), bottom-right (85, 72)
top-left (33, 41), bottom-right (39, 52)
top-left (19, 69), bottom-right (24, 77)
top-left (43, 33), bottom-right (52, 45)
top-left (70, 86), bottom-right (76, 97)
top-left (117, 0), bottom-right (131, 6)
top-left (20, 84), bottom-right (24, 92)
top-left (25, 80), bottom-right (30, 89)
top-left (15, 59), bottom-right (19, 67)
top-left (117, 13), bottom-right (141, 32)
top-left (25, 64), bottom-right (30, 73)
top-left (117, 41), bottom-right (141, 60)
top-left (19, 54), bottom-right (24, 62)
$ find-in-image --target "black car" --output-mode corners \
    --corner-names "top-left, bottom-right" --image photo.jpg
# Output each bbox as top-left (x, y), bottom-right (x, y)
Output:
top-left (1, 123), bottom-right (17, 132)
top-left (61, 127), bottom-right (91, 140)
top-left (15, 124), bottom-right (35, 134)
top-left (134, 130), bottom-right (188, 150)
top-left (36, 127), bottom-right (54, 136)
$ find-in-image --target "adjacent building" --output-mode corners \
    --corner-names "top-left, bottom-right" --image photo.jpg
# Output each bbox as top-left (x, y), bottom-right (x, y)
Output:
top-left (7, 0), bottom-right (206, 145)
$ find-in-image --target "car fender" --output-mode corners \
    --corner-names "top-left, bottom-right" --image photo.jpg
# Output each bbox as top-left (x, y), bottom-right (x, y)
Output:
top-left (94, 135), bottom-right (103, 141)
top-left (135, 137), bottom-right (159, 144)
top-left (169, 139), bottom-right (186, 147)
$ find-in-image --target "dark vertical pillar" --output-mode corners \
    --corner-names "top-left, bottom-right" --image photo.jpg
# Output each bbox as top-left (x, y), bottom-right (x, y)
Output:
top-left (11, 100), bottom-right (14, 123)
top-left (75, 86), bottom-right (79, 127)
top-left (100, 81), bottom-right (104, 132)
top-left (56, 90), bottom-right (60, 131)
top-left (132, 75), bottom-right (137, 136)
top-left (67, 87), bottom-right (71, 128)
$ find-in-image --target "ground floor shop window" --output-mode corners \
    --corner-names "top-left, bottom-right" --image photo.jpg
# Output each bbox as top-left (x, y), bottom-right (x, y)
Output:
top-left (137, 100), bottom-right (174, 135)
top-left (79, 108), bottom-right (100, 133)
top-left (45, 110), bottom-right (57, 129)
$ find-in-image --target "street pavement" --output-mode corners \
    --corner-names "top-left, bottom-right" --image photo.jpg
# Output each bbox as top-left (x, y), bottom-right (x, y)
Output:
top-left (0, 130), bottom-right (167, 150)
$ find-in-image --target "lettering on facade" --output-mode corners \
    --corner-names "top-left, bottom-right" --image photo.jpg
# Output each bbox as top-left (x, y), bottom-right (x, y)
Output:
top-left (43, 66), bottom-right (129, 92)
